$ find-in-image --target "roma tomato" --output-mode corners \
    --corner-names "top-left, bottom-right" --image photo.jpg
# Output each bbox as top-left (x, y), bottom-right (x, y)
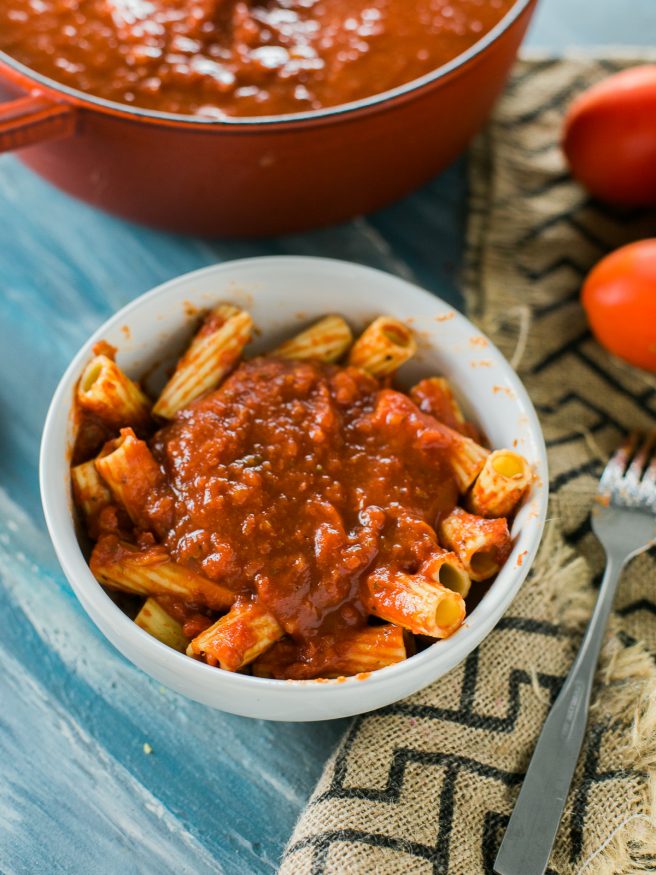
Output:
top-left (563, 65), bottom-right (656, 206)
top-left (582, 240), bottom-right (656, 372)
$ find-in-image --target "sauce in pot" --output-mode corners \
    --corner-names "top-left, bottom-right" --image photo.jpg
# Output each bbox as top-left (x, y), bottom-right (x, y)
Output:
top-left (0, 0), bottom-right (515, 117)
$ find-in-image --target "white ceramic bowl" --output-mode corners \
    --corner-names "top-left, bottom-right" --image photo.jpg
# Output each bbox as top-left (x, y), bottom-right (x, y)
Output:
top-left (40, 256), bottom-right (548, 721)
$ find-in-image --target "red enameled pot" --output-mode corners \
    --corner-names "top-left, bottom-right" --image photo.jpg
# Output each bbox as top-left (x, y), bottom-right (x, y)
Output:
top-left (0, 0), bottom-right (537, 237)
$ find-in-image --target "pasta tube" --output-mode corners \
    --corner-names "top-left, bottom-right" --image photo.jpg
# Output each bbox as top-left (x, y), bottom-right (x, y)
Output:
top-left (348, 316), bottom-right (417, 376)
top-left (322, 625), bottom-right (407, 677)
top-left (135, 597), bottom-right (189, 652)
top-left (273, 315), bottom-right (353, 363)
top-left (252, 624), bottom-right (407, 679)
top-left (410, 377), bottom-right (467, 434)
top-left (439, 507), bottom-right (511, 581)
top-left (446, 432), bottom-right (490, 493)
top-left (468, 450), bottom-right (531, 518)
top-left (95, 428), bottom-right (164, 530)
top-left (418, 549), bottom-right (472, 598)
top-left (153, 303), bottom-right (253, 418)
top-left (250, 639), bottom-right (297, 679)
top-left (373, 389), bottom-right (489, 491)
top-left (90, 538), bottom-right (236, 611)
top-left (365, 567), bottom-right (465, 638)
top-left (71, 459), bottom-right (111, 530)
top-left (187, 597), bottom-right (283, 672)
top-left (77, 354), bottom-right (151, 429)
top-left (325, 624), bottom-right (407, 676)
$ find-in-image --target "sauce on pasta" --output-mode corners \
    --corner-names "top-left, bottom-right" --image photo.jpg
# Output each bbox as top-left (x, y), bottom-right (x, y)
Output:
top-left (72, 307), bottom-right (527, 680)
top-left (98, 357), bottom-right (459, 644)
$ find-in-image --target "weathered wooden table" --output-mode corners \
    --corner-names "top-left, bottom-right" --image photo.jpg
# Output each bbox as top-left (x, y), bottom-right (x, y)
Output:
top-left (2, 2), bottom-right (654, 871)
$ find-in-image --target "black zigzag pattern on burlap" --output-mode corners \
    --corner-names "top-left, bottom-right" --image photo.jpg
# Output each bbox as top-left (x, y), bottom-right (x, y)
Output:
top-left (568, 724), bottom-right (636, 862)
top-left (574, 349), bottom-right (656, 414)
top-left (618, 599), bottom-right (656, 618)
top-left (497, 74), bottom-right (590, 128)
top-left (526, 333), bottom-right (656, 436)
top-left (512, 197), bottom-right (652, 318)
top-left (550, 458), bottom-right (602, 494)
top-left (536, 391), bottom-right (625, 450)
top-left (516, 198), bottom-right (653, 252)
top-left (518, 257), bottom-right (586, 283)
top-left (290, 627), bottom-right (642, 874)
top-left (289, 619), bottom-right (570, 873)
top-left (480, 722), bottom-right (634, 874)
top-left (505, 58), bottom-right (561, 92)
top-left (563, 515), bottom-right (592, 546)
top-left (292, 717), bottom-right (636, 875)
top-left (517, 209), bottom-right (610, 251)
top-left (521, 172), bottom-right (572, 199)
top-left (529, 330), bottom-right (591, 376)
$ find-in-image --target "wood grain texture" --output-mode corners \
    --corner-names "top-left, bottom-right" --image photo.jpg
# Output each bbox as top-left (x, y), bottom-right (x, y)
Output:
top-left (0, 155), bottom-right (465, 874)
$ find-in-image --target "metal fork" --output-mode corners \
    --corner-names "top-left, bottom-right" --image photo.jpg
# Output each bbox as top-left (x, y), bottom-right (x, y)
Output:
top-left (495, 433), bottom-right (656, 875)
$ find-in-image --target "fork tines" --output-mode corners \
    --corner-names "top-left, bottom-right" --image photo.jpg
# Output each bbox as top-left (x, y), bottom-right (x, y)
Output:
top-left (599, 431), bottom-right (656, 511)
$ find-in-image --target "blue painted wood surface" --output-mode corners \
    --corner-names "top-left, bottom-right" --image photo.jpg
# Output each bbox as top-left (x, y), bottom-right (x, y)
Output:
top-left (1, 3), bottom-right (654, 872)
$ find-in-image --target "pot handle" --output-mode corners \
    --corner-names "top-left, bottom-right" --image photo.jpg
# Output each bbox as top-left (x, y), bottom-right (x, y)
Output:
top-left (0, 94), bottom-right (77, 152)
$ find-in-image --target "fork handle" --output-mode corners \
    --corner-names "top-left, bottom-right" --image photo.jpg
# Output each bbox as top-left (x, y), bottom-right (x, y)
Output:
top-left (494, 556), bottom-right (622, 875)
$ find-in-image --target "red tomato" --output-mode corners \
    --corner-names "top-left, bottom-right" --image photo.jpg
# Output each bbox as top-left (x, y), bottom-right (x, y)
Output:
top-left (563, 65), bottom-right (656, 206)
top-left (582, 240), bottom-right (656, 372)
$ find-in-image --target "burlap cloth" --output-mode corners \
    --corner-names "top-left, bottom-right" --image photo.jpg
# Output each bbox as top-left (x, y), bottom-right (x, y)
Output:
top-left (280, 57), bottom-right (656, 875)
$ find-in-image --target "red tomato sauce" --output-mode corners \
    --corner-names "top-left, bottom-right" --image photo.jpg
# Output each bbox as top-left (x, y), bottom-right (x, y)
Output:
top-left (147, 357), bottom-right (459, 643)
top-left (0, 0), bottom-right (514, 118)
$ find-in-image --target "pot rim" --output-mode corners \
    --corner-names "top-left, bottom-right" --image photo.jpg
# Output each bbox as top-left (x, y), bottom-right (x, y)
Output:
top-left (0, 0), bottom-right (535, 129)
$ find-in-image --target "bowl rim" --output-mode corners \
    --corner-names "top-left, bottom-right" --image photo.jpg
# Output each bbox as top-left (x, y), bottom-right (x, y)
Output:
top-left (1, 0), bottom-right (534, 128)
top-left (40, 255), bottom-right (549, 701)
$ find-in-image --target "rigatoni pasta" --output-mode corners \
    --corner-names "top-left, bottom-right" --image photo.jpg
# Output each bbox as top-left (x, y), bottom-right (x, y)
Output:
top-left (468, 449), bottom-right (531, 518)
top-left (410, 376), bottom-right (467, 434)
top-left (365, 568), bottom-right (466, 638)
top-left (153, 303), bottom-right (252, 418)
top-left (90, 538), bottom-right (236, 611)
top-left (135, 597), bottom-right (189, 652)
top-left (252, 625), bottom-right (408, 679)
top-left (372, 388), bottom-right (489, 492)
top-left (418, 550), bottom-right (472, 598)
top-left (71, 459), bottom-right (111, 531)
top-left (410, 376), bottom-right (484, 443)
top-left (77, 354), bottom-right (151, 429)
top-left (187, 598), bottom-right (283, 671)
top-left (274, 315), bottom-right (353, 363)
top-left (95, 427), bottom-right (165, 531)
top-left (348, 316), bottom-right (417, 376)
top-left (439, 507), bottom-right (512, 582)
top-left (71, 303), bottom-right (531, 681)
top-left (443, 429), bottom-right (490, 493)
